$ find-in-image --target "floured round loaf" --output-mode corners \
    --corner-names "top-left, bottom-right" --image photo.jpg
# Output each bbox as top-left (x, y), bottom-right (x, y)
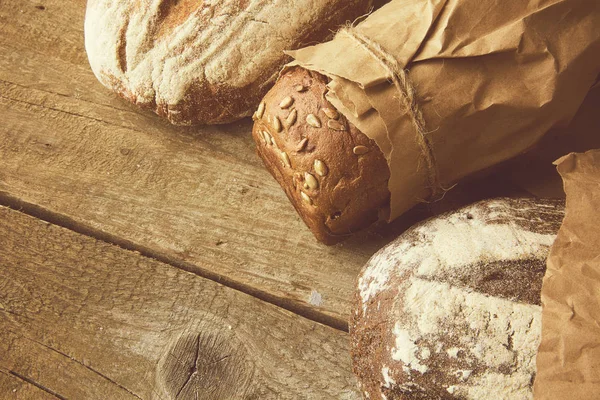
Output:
top-left (351, 198), bottom-right (565, 400)
top-left (84, 0), bottom-right (374, 125)
top-left (252, 67), bottom-right (390, 244)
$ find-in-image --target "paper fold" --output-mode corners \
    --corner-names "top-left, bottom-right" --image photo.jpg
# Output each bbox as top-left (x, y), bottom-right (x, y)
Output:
top-left (286, 0), bottom-right (600, 220)
top-left (534, 150), bottom-right (600, 399)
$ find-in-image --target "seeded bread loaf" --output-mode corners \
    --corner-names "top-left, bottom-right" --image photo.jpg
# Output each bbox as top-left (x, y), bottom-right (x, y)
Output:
top-left (252, 67), bottom-right (390, 244)
top-left (84, 0), bottom-right (375, 125)
top-left (351, 198), bottom-right (564, 400)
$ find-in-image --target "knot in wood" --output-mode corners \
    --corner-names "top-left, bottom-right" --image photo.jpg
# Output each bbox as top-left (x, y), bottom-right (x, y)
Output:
top-left (156, 327), bottom-right (254, 400)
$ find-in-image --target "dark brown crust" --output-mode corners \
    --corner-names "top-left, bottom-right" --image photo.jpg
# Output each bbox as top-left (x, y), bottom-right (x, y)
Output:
top-left (252, 67), bottom-right (390, 244)
top-left (350, 198), bottom-right (565, 400)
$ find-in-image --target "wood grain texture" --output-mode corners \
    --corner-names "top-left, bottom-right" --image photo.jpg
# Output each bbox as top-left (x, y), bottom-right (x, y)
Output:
top-left (0, 0), bottom-right (382, 327)
top-left (0, 0), bottom-right (528, 328)
top-left (0, 206), bottom-right (361, 399)
top-left (0, 369), bottom-right (60, 400)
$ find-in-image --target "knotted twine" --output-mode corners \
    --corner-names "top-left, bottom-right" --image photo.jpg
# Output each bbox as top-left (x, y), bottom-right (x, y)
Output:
top-left (339, 27), bottom-right (444, 200)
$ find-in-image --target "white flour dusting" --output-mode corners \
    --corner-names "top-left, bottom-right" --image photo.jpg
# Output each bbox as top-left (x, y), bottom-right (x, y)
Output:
top-left (355, 199), bottom-right (561, 400)
top-left (358, 241), bottom-right (412, 313)
top-left (400, 277), bottom-right (541, 399)
top-left (455, 372), bottom-right (535, 400)
top-left (85, 0), bottom-right (363, 117)
top-left (391, 323), bottom-right (429, 374)
top-left (358, 200), bottom-right (555, 311)
top-left (446, 347), bottom-right (460, 358)
top-left (381, 366), bottom-right (396, 388)
top-left (455, 369), bottom-right (472, 381)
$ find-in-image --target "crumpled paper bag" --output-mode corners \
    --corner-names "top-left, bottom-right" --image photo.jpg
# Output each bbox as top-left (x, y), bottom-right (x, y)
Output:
top-left (534, 150), bottom-right (600, 399)
top-left (287, 0), bottom-right (600, 221)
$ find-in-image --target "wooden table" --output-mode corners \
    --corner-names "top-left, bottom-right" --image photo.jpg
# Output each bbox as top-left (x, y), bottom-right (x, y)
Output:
top-left (1, 0), bottom-right (597, 399)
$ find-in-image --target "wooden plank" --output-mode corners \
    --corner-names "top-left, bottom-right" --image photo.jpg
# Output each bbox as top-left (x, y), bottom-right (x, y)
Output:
top-left (0, 0), bottom-right (528, 327)
top-left (0, 0), bottom-right (377, 327)
top-left (0, 369), bottom-right (59, 400)
top-left (0, 0), bottom-right (409, 327)
top-left (0, 206), bottom-right (361, 399)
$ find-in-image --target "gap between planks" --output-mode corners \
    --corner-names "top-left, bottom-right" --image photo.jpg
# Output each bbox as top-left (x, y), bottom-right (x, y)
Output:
top-left (1, 368), bottom-right (66, 400)
top-left (0, 190), bottom-right (349, 332)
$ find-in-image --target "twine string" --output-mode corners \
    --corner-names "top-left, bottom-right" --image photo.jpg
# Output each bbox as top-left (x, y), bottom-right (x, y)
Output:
top-left (340, 27), bottom-right (442, 199)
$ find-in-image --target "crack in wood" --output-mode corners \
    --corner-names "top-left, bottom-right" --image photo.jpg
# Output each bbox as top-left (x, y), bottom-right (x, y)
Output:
top-left (24, 336), bottom-right (144, 400)
top-left (5, 369), bottom-right (67, 400)
top-left (174, 334), bottom-right (202, 399)
top-left (207, 355), bottom-right (231, 366)
top-left (0, 307), bottom-right (29, 320)
top-left (1, 318), bottom-right (168, 400)
top-left (0, 204), bottom-right (360, 399)
top-left (0, 78), bottom-right (146, 117)
top-left (157, 329), bottom-right (255, 400)
top-left (0, 92), bottom-right (143, 132)
top-left (0, 191), bottom-right (349, 333)
top-left (0, 38), bottom-right (85, 75)
top-left (0, 77), bottom-right (262, 166)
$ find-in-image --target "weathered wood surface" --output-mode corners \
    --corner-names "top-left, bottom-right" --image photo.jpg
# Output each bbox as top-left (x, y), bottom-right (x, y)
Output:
top-left (0, 206), bottom-right (361, 399)
top-left (0, 370), bottom-right (58, 400)
top-left (0, 0), bottom-right (372, 327)
top-left (0, 0), bottom-right (531, 328)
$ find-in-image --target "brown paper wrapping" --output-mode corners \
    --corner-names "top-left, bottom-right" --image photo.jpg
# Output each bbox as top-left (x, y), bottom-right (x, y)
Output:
top-left (503, 85), bottom-right (600, 199)
top-left (287, 0), bottom-right (600, 221)
top-left (534, 150), bottom-right (600, 399)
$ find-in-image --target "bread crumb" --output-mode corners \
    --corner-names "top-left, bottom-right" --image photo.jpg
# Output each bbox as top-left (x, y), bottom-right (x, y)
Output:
top-left (309, 290), bottom-right (323, 306)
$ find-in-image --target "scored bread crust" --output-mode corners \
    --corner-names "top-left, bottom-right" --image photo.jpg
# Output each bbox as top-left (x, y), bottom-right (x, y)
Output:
top-left (351, 198), bottom-right (565, 400)
top-left (84, 0), bottom-right (374, 125)
top-left (252, 67), bottom-right (390, 244)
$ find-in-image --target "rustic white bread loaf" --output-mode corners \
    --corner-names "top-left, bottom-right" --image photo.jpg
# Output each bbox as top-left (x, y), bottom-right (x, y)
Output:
top-left (84, 0), bottom-right (374, 125)
top-left (351, 198), bottom-right (564, 400)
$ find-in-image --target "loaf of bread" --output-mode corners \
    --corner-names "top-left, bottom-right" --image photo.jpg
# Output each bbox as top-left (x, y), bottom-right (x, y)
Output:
top-left (253, 0), bottom-right (600, 244)
top-left (351, 198), bottom-right (564, 400)
top-left (252, 67), bottom-right (390, 244)
top-left (84, 0), bottom-right (374, 125)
